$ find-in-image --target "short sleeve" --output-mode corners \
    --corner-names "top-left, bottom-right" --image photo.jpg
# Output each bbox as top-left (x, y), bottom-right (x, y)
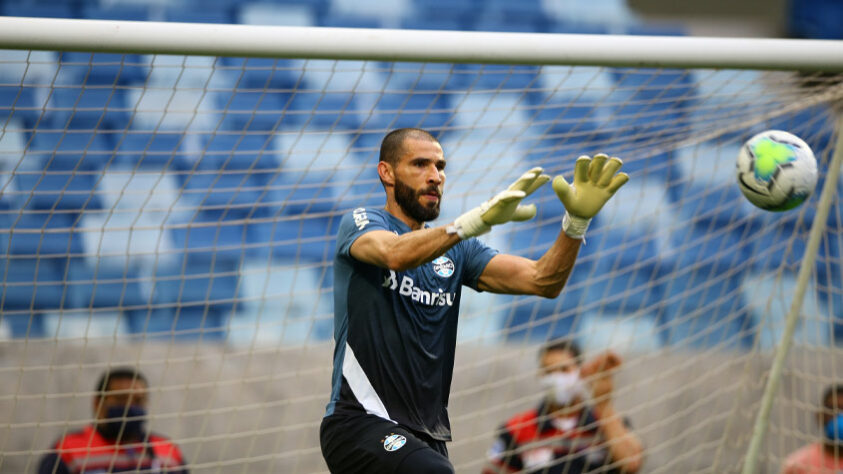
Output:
top-left (336, 208), bottom-right (391, 258)
top-left (460, 238), bottom-right (499, 291)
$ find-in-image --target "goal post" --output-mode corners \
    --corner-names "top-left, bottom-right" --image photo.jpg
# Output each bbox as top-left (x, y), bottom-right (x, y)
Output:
top-left (0, 17), bottom-right (841, 473)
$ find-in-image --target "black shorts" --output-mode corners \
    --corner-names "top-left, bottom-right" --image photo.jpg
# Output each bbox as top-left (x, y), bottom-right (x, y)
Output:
top-left (320, 412), bottom-right (454, 474)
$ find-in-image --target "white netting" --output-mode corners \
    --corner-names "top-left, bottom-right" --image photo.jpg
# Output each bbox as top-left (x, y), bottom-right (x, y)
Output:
top-left (0, 46), bottom-right (842, 473)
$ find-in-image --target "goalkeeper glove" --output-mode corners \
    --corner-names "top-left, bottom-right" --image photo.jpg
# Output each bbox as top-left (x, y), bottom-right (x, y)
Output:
top-left (553, 154), bottom-right (629, 239)
top-left (450, 167), bottom-right (550, 239)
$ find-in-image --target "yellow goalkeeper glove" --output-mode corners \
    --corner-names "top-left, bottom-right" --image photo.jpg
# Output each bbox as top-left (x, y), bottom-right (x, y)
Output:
top-left (553, 154), bottom-right (629, 239)
top-left (450, 167), bottom-right (550, 239)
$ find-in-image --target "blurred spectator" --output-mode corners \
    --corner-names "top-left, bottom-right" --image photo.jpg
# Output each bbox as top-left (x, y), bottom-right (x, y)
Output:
top-left (37, 368), bottom-right (187, 474)
top-left (483, 340), bottom-right (643, 473)
top-left (783, 384), bottom-right (843, 474)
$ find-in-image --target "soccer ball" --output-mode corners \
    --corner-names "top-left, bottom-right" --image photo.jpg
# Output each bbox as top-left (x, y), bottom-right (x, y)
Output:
top-left (736, 130), bottom-right (817, 212)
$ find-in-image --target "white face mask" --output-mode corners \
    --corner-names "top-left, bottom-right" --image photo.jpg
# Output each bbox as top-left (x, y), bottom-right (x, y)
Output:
top-left (540, 371), bottom-right (587, 406)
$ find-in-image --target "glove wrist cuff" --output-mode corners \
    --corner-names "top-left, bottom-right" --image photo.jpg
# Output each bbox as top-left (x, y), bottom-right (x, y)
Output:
top-left (452, 209), bottom-right (491, 240)
top-left (562, 212), bottom-right (591, 239)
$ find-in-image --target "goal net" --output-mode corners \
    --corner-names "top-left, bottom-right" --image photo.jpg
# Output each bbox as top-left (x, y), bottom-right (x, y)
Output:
top-left (0, 22), bottom-right (842, 473)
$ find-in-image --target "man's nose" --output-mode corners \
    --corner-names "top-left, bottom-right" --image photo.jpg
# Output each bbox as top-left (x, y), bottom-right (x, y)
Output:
top-left (427, 165), bottom-right (442, 184)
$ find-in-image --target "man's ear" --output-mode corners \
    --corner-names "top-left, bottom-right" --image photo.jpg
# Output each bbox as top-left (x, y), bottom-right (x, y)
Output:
top-left (378, 161), bottom-right (395, 188)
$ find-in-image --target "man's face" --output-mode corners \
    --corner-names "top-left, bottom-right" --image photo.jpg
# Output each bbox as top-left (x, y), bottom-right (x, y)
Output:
top-left (95, 377), bottom-right (149, 420)
top-left (391, 138), bottom-right (446, 223)
top-left (539, 349), bottom-right (579, 376)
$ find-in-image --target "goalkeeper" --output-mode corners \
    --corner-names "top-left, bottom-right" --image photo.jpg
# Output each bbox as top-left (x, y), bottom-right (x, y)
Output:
top-left (320, 128), bottom-right (628, 474)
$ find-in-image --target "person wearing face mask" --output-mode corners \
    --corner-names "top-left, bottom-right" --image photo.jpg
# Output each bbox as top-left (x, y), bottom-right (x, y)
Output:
top-left (483, 340), bottom-right (643, 474)
top-left (37, 368), bottom-right (187, 474)
top-left (783, 384), bottom-right (843, 474)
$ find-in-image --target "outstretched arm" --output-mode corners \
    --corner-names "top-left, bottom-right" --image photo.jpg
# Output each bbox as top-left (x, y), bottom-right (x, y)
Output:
top-left (351, 168), bottom-right (549, 271)
top-left (478, 154), bottom-right (628, 298)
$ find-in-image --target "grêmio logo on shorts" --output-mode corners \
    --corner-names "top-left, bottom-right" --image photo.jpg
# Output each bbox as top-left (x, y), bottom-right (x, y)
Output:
top-left (383, 271), bottom-right (456, 307)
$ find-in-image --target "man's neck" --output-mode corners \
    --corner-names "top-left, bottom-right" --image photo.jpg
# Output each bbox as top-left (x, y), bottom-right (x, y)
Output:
top-left (384, 200), bottom-right (424, 230)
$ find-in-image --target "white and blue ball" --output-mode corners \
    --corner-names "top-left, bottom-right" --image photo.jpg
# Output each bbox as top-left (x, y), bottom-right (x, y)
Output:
top-left (736, 130), bottom-right (817, 212)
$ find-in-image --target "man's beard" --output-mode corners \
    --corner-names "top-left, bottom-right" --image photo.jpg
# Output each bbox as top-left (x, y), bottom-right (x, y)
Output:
top-left (394, 176), bottom-right (441, 223)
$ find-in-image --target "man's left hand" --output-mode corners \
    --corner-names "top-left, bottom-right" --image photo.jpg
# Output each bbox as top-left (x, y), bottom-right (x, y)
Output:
top-left (581, 351), bottom-right (622, 405)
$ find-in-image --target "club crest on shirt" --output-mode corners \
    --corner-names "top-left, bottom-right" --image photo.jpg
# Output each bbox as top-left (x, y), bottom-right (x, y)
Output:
top-left (432, 256), bottom-right (455, 278)
top-left (382, 433), bottom-right (407, 452)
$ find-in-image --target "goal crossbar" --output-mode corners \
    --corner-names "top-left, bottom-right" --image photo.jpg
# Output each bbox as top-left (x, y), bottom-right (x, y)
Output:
top-left (0, 17), bottom-right (842, 71)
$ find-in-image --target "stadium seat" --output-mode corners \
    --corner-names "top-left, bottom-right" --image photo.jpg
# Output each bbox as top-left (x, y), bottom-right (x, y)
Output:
top-left (0, 257), bottom-right (68, 315)
top-left (56, 52), bottom-right (147, 87)
top-left (367, 91), bottom-right (454, 135)
top-left (0, 85), bottom-right (47, 129)
top-left (656, 258), bottom-right (755, 350)
top-left (475, 0), bottom-right (548, 29)
top-left (66, 262), bottom-right (147, 310)
top-left (788, 0), bottom-right (843, 39)
top-left (381, 61), bottom-right (465, 92)
top-left (319, 13), bottom-right (381, 29)
top-left (232, 260), bottom-right (333, 345)
top-left (282, 91), bottom-right (361, 130)
top-left (0, 49), bottom-right (58, 85)
top-left (164, 8), bottom-right (234, 24)
top-left (170, 210), bottom-right (249, 262)
top-left (215, 90), bottom-right (290, 132)
top-left (175, 133), bottom-right (279, 214)
top-left (0, 3), bottom-right (76, 19)
top-left (47, 84), bottom-right (131, 130)
top-left (8, 212), bottom-right (85, 257)
top-left (523, 99), bottom-right (611, 166)
top-left (219, 56), bottom-right (304, 92)
top-left (112, 131), bottom-right (184, 169)
top-left (129, 307), bottom-right (229, 341)
top-left (151, 253), bottom-right (242, 315)
top-left (245, 211), bottom-right (338, 262)
top-left (406, 0), bottom-right (476, 29)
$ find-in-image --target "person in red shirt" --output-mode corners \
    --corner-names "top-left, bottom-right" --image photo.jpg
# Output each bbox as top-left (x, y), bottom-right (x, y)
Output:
top-left (38, 368), bottom-right (187, 474)
top-left (484, 340), bottom-right (643, 473)
top-left (782, 384), bottom-right (843, 474)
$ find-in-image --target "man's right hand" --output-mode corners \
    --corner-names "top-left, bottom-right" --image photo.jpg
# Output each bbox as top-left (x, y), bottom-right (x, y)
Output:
top-left (450, 167), bottom-right (550, 239)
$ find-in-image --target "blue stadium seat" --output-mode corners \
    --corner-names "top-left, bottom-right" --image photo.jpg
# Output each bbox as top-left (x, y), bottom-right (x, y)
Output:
top-left (246, 212), bottom-right (337, 262)
top-left (656, 258), bottom-right (755, 349)
top-left (112, 131), bottom-right (183, 169)
top-left (8, 212), bottom-right (85, 257)
top-left (151, 254), bottom-right (242, 316)
top-left (456, 62), bottom-right (541, 93)
top-left (56, 52), bottom-right (147, 87)
top-left (584, 228), bottom-right (666, 314)
top-left (524, 100), bottom-right (611, 164)
top-left (476, 0), bottom-right (548, 28)
top-left (67, 262), bottom-right (147, 310)
top-left (282, 91), bottom-right (361, 130)
top-left (47, 85), bottom-right (131, 130)
top-left (368, 91), bottom-right (454, 134)
top-left (177, 134), bottom-right (279, 213)
top-left (406, 0), bottom-right (476, 29)
top-left (320, 14), bottom-right (382, 29)
top-left (788, 0), bottom-right (843, 39)
top-left (220, 57), bottom-right (303, 91)
top-left (1, 3), bottom-right (77, 19)
top-left (0, 256), bottom-right (68, 312)
top-left (381, 61), bottom-right (465, 92)
top-left (170, 210), bottom-right (249, 261)
top-left (215, 90), bottom-right (290, 132)
top-left (128, 307), bottom-right (228, 341)
top-left (81, 4), bottom-right (153, 21)
top-left (607, 67), bottom-right (696, 141)
top-left (164, 8), bottom-right (234, 24)
top-left (0, 85), bottom-right (46, 128)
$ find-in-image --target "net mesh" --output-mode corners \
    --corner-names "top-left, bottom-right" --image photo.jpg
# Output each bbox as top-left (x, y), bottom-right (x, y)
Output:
top-left (0, 48), bottom-right (841, 473)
